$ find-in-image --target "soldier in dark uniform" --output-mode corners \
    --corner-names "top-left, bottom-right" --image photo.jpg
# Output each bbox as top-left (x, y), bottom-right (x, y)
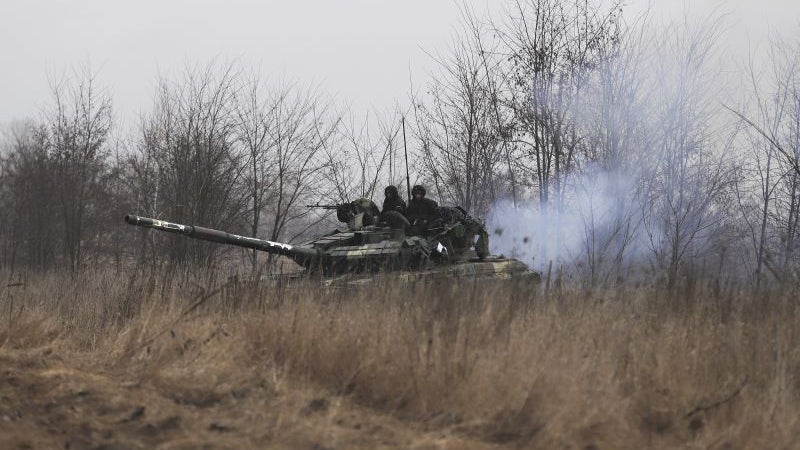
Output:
top-left (381, 185), bottom-right (406, 215)
top-left (406, 185), bottom-right (440, 234)
top-left (379, 185), bottom-right (409, 230)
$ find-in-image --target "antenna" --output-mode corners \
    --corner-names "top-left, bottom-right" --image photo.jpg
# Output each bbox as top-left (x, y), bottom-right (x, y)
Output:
top-left (402, 116), bottom-right (411, 202)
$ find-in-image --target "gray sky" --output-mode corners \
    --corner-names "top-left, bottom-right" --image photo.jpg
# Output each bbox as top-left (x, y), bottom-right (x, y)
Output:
top-left (0, 0), bottom-right (798, 127)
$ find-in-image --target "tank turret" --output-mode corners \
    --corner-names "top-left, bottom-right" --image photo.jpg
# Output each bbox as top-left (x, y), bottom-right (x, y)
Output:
top-left (124, 214), bottom-right (435, 274)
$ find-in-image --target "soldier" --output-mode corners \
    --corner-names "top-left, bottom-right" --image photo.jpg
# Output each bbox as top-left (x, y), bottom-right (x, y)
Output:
top-left (406, 185), bottom-right (440, 234)
top-left (381, 185), bottom-right (407, 215)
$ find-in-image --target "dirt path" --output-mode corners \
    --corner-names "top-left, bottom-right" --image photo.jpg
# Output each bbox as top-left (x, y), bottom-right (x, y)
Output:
top-left (0, 346), bottom-right (498, 450)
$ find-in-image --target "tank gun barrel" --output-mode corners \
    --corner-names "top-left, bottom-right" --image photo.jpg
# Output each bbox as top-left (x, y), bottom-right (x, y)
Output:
top-left (124, 214), bottom-right (319, 265)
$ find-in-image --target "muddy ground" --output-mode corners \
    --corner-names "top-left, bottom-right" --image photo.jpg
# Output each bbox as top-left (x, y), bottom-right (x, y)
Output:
top-left (0, 347), bottom-right (496, 450)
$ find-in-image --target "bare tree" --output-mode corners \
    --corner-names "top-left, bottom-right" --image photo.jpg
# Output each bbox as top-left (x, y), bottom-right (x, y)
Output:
top-left (641, 15), bottom-right (735, 290)
top-left (46, 66), bottom-right (113, 272)
top-left (729, 36), bottom-right (800, 288)
top-left (413, 11), bottom-right (512, 216)
top-left (322, 109), bottom-right (404, 204)
top-left (568, 19), bottom-right (652, 287)
top-left (0, 66), bottom-right (115, 273)
top-left (261, 81), bottom-right (339, 250)
top-left (234, 74), bottom-right (279, 272)
top-left (497, 0), bottom-right (623, 209)
top-left (232, 77), bottom-right (342, 272)
top-left (0, 121), bottom-right (57, 271)
top-left (127, 62), bottom-right (248, 267)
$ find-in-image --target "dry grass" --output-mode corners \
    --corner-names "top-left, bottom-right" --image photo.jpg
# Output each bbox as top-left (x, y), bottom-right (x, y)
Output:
top-left (0, 270), bottom-right (798, 449)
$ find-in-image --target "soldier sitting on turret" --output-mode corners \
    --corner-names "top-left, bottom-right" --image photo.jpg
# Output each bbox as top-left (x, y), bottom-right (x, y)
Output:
top-left (377, 185), bottom-right (410, 230)
top-left (406, 184), bottom-right (440, 234)
top-left (381, 185), bottom-right (406, 215)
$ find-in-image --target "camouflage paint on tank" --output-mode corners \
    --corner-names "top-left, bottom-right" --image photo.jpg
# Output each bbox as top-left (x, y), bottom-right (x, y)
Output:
top-left (327, 241), bottom-right (402, 258)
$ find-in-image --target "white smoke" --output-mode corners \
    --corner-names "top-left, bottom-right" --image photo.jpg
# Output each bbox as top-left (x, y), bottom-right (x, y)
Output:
top-left (475, 7), bottom-right (741, 289)
top-left (487, 165), bottom-right (652, 282)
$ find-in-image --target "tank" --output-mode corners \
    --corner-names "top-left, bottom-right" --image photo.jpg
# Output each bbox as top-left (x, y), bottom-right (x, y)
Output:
top-left (124, 199), bottom-right (540, 283)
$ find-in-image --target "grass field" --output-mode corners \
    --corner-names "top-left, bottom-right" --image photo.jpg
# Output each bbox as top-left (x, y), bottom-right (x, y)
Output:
top-left (0, 270), bottom-right (798, 449)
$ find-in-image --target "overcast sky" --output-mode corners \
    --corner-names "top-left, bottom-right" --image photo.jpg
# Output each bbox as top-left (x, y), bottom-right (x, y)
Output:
top-left (1, 0), bottom-right (798, 128)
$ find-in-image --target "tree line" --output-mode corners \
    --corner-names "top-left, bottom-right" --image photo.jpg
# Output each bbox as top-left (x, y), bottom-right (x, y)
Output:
top-left (1, 0), bottom-right (799, 292)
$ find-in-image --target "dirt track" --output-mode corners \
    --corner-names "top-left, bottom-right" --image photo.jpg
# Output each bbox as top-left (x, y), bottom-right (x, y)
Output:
top-left (0, 347), bottom-right (495, 450)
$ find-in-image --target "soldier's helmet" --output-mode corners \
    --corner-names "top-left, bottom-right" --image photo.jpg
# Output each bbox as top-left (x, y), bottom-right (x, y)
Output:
top-left (411, 185), bottom-right (426, 197)
top-left (385, 185), bottom-right (399, 197)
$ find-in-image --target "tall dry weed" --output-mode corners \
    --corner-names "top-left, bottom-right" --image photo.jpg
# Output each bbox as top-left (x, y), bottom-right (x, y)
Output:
top-left (1, 269), bottom-right (798, 448)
